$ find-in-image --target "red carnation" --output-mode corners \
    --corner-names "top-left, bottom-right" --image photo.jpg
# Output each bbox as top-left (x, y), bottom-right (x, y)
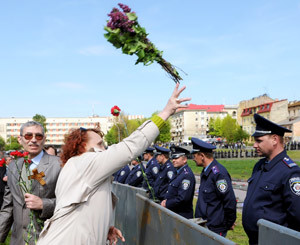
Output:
top-left (111, 105), bottom-right (121, 117)
top-left (0, 158), bottom-right (6, 167)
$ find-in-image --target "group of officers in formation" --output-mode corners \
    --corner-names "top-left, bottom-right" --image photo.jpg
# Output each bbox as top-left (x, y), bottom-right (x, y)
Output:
top-left (113, 113), bottom-right (300, 245)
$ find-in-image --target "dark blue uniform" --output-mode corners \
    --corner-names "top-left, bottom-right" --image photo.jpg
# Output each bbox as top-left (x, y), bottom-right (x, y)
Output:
top-left (113, 165), bottom-right (130, 184)
top-left (125, 164), bottom-right (145, 187)
top-left (153, 159), bottom-right (176, 200)
top-left (142, 157), bottom-right (160, 190)
top-left (195, 159), bottom-right (236, 235)
top-left (242, 151), bottom-right (300, 244)
top-left (165, 164), bottom-right (195, 219)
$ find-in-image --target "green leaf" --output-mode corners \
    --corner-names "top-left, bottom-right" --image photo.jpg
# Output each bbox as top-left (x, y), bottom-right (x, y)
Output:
top-left (126, 12), bottom-right (138, 21)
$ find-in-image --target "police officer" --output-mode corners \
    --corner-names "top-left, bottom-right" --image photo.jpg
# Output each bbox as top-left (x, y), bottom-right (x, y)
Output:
top-left (142, 147), bottom-right (160, 191)
top-left (153, 145), bottom-right (176, 201)
top-left (125, 158), bottom-right (145, 187)
top-left (161, 146), bottom-right (195, 219)
top-left (113, 164), bottom-right (130, 184)
top-left (242, 114), bottom-right (300, 245)
top-left (192, 138), bottom-right (236, 237)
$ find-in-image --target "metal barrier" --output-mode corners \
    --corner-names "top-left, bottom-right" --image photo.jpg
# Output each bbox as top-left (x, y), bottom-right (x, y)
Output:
top-left (258, 219), bottom-right (300, 245)
top-left (113, 183), bottom-right (236, 245)
top-left (112, 182), bottom-right (148, 244)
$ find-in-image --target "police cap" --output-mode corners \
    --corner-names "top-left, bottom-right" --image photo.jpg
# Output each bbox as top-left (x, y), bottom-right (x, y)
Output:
top-left (252, 113), bottom-right (292, 137)
top-left (143, 147), bottom-right (155, 154)
top-left (154, 145), bottom-right (170, 155)
top-left (170, 145), bottom-right (190, 159)
top-left (191, 137), bottom-right (216, 154)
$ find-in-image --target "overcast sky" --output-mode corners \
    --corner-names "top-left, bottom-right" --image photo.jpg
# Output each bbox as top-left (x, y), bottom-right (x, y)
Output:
top-left (1, 0), bottom-right (299, 118)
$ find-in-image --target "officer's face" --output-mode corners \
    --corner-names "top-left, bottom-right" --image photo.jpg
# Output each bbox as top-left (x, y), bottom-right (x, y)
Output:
top-left (253, 135), bottom-right (275, 158)
top-left (193, 153), bottom-right (204, 167)
top-left (156, 154), bottom-right (163, 164)
top-left (172, 156), bottom-right (186, 168)
top-left (143, 153), bottom-right (150, 161)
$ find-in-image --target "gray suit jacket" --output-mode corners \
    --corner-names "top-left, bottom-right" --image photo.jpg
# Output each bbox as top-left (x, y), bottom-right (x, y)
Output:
top-left (0, 151), bottom-right (61, 245)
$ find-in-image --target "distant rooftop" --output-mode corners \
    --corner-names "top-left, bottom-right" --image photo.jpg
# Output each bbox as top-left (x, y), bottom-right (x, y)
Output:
top-left (177, 104), bottom-right (225, 113)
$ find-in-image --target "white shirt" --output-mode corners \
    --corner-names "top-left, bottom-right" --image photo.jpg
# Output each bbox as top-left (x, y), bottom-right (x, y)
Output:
top-left (30, 150), bottom-right (44, 171)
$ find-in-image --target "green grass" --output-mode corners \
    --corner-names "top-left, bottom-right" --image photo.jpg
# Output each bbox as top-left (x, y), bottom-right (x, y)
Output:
top-left (0, 231), bottom-right (11, 245)
top-left (227, 212), bottom-right (248, 245)
top-left (193, 199), bottom-right (248, 244)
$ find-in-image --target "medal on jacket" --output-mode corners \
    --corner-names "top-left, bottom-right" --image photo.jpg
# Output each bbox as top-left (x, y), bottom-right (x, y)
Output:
top-left (28, 168), bottom-right (46, 186)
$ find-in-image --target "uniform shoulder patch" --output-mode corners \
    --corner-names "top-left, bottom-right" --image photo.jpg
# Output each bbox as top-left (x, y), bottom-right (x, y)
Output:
top-left (152, 166), bottom-right (159, 174)
top-left (289, 177), bottom-right (300, 196)
top-left (167, 171), bottom-right (174, 180)
top-left (212, 166), bottom-right (220, 174)
top-left (216, 179), bottom-right (228, 193)
top-left (182, 179), bottom-right (191, 190)
top-left (283, 157), bottom-right (297, 168)
top-left (136, 171), bottom-right (142, 177)
top-left (120, 170), bottom-right (125, 176)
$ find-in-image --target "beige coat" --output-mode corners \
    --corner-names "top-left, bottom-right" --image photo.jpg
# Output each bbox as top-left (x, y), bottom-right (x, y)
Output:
top-left (0, 152), bottom-right (61, 245)
top-left (37, 120), bottom-right (159, 245)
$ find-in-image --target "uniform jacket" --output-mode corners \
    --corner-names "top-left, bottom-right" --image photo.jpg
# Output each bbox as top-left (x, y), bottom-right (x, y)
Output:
top-left (125, 164), bottom-right (145, 187)
top-left (113, 165), bottom-right (130, 184)
top-left (37, 120), bottom-right (159, 245)
top-left (0, 152), bottom-right (61, 245)
top-left (195, 159), bottom-right (236, 234)
top-left (242, 150), bottom-right (300, 244)
top-left (142, 157), bottom-right (160, 190)
top-left (165, 164), bottom-right (195, 219)
top-left (154, 160), bottom-right (176, 200)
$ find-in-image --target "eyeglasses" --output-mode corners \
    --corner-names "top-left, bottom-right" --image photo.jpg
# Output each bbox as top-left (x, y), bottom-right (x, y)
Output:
top-left (79, 127), bottom-right (104, 137)
top-left (21, 133), bottom-right (44, 141)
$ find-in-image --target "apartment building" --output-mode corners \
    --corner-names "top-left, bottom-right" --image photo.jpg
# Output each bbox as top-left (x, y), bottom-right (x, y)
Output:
top-left (170, 104), bottom-right (237, 143)
top-left (0, 115), bottom-right (144, 146)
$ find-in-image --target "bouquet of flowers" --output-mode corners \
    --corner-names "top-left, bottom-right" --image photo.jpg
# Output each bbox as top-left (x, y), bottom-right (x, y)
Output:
top-left (104, 3), bottom-right (183, 84)
top-left (8, 151), bottom-right (44, 245)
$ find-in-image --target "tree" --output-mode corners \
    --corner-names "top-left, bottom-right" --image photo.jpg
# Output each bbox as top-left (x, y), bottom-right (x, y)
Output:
top-left (234, 126), bottom-right (250, 142)
top-left (0, 136), bottom-right (5, 151)
top-left (208, 117), bottom-right (222, 137)
top-left (33, 114), bottom-right (47, 133)
top-left (155, 119), bottom-right (172, 143)
top-left (221, 115), bottom-right (237, 143)
top-left (5, 136), bottom-right (22, 151)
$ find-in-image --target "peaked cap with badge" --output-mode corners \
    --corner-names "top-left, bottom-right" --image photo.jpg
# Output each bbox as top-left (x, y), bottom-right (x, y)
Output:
top-left (154, 145), bottom-right (170, 155)
top-left (143, 147), bottom-right (155, 154)
top-left (191, 137), bottom-right (216, 154)
top-left (170, 145), bottom-right (190, 159)
top-left (252, 113), bottom-right (292, 137)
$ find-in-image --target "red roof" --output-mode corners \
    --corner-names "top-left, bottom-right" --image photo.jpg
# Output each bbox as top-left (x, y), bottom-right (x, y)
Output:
top-left (177, 104), bottom-right (224, 112)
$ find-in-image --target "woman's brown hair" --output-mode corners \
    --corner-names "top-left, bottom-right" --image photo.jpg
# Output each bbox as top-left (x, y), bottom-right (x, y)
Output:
top-left (60, 127), bottom-right (103, 166)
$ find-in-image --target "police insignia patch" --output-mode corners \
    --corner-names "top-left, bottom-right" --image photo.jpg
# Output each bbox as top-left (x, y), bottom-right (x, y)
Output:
top-left (216, 179), bottom-right (228, 193)
top-left (167, 171), bottom-right (174, 180)
top-left (120, 171), bottom-right (125, 176)
top-left (182, 179), bottom-right (190, 190)
top-left (152, 166), bottom-right (159, 174)
top-left (289, 177), bottom-right (300, 196)
top-left (137, 171), bottom-right (142, 177)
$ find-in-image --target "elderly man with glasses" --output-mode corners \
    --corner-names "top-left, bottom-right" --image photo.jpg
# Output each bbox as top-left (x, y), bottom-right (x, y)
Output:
top-left (0, 121), bottom-right (61, 245)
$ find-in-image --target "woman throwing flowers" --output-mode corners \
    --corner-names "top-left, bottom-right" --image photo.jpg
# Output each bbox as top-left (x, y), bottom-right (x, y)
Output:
top-left (37, 83), bottom-right (190, 245)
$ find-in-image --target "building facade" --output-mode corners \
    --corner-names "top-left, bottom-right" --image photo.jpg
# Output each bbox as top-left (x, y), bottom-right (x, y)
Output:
top-left (0, 115), bottom-right (144, 146)
top-left (170, 104), bottom-right (237, 143)
top-left (241, 99), bottom-right (289, 137)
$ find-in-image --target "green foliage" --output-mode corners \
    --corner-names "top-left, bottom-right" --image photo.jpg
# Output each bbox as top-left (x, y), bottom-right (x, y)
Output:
top-left (5, 136), bottom-right (22, 151)
top-left (221, 115), bottom-right (238, 143)
top-left (105, 116), bottom-right (146, 145)
top-left (32, 114), bottom-right (47, 133)
top-left (0, 136), bottom-right (5, 151)
top-left (234, 126), bottom-right (250, 142)
top-left (208, 117), bottom-right (222, 137)
top-left (155, 119), bottom-right (172, 143)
